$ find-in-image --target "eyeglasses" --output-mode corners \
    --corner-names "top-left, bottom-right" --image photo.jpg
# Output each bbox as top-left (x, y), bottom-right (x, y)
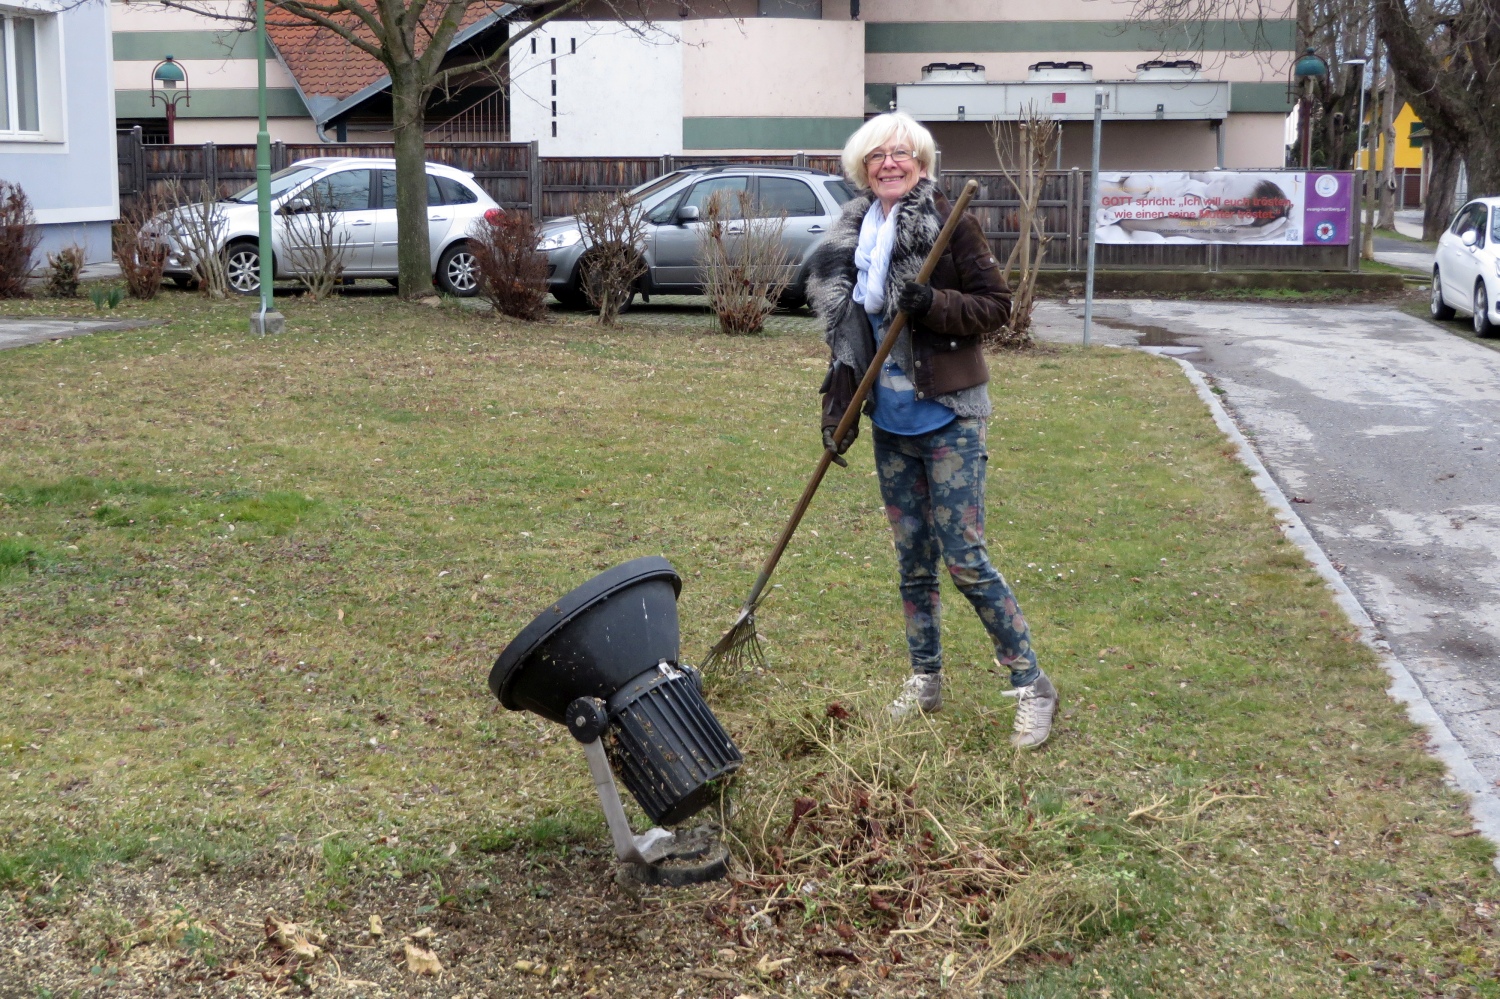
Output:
top-left (863, 148), bottom-right (915, 167)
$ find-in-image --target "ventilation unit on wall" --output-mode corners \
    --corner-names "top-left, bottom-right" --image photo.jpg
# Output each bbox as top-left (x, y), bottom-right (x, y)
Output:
top-left (897, 56), bottom-right (1228, 122)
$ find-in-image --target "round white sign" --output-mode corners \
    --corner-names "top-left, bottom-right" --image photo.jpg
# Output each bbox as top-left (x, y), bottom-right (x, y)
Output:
top-left (1314, 174), bottom-right (1340, 198)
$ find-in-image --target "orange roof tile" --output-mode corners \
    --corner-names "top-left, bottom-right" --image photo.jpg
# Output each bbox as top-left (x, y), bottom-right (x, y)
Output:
top-left (267, 6), bottom-right (498, 103)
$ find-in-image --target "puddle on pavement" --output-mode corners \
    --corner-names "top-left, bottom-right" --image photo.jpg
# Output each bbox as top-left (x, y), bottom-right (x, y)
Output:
top-left (1094, 318), bottom-right (1203, 354)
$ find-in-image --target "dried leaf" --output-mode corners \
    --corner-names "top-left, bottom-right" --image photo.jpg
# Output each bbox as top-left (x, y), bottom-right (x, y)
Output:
top-left (411, 925), bottom-right (436, 941)
top-left (513, 959), bottom-right (550, 976)
top-left (405, 941), bottom-right (442, 974)
top-left (368, 914), bottom-right (384, 938)
top-left (755, 954), bottom-right (792, 977)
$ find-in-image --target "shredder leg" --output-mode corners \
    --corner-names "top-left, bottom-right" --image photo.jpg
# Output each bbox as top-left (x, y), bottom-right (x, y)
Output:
top-left (580, 738), bottom-right (675, 864)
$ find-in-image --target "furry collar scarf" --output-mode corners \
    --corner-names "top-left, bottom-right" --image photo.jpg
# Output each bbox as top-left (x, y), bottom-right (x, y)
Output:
top-left (805, 178), bottom-right (943, 379)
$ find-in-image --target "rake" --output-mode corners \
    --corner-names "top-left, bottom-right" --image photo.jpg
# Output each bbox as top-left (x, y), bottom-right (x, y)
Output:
top-left (702, 179), bottom-right (982, 674)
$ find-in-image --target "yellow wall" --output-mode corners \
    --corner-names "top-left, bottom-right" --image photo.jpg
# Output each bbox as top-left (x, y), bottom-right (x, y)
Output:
top-left (1358, 103), bottom-right (1424, 171)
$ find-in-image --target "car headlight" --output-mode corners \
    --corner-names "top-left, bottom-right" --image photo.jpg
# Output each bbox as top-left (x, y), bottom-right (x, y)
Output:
top-left (537, 229), bottom-right (582, 251)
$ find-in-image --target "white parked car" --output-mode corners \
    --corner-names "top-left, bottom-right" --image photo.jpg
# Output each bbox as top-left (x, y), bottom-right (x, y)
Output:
top-left (158, 157), bottom-right (501, 296)
top-left (1432, 197), bottom-right (1500, 336)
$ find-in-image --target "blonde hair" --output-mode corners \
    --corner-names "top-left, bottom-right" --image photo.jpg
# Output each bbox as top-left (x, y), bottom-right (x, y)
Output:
top-left (841, 112), bottom-right (937, 190)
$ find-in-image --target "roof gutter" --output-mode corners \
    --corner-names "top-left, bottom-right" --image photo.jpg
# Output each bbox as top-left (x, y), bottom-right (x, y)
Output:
top-left (312, 5), bottom-right (516, 140)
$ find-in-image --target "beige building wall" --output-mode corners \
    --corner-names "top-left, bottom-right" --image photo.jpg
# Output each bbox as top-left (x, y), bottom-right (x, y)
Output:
top-left (681, 19), bottom-right (863, 118)
top-left (1221, 113), bottom-right (1288, 169)
top-left (169, 118), bottom-right (325, 145)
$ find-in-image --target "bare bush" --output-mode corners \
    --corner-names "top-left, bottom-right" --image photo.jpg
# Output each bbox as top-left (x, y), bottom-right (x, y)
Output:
top-left (281, 186), bottom-right (350, 300)
top-left (698, 190), bottom-right (790, 336)
top-left (0, 181), bottom-right (41, 298)
top-left (163, 180), bottom-right (229, 299)
top-left (44, 244), bottom-right (85, 299)
top-left (115, 198), bottom-right (169, 301)
top-left (468, 211), bottom-right (548, 321)
top-left (989, 108), bottom-right (1060, 349)
top-left (576, 192), bottom-right (647, 326)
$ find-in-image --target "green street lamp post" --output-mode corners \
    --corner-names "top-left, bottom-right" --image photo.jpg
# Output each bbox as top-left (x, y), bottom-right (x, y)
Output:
top-left (251, 0), bottom-right (283, 335)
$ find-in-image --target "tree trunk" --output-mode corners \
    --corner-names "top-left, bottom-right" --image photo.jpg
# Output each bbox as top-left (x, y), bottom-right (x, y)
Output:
top-left (390, 66), bottom-right (434, 299)
top-left (1424, 140), bottom-right (1460, 241)
top-left (1377, 70), bottom-right (1398, 229)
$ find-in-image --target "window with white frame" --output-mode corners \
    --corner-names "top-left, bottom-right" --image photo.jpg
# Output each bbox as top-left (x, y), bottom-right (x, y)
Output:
top-left (0, 12), bottom-right (40, 134)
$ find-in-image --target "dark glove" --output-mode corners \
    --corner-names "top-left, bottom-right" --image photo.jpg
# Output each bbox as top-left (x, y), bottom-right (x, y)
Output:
top-left (897, 280), bottom-right (934, 318)
top-left (822, 425), bottom-right (857, 467)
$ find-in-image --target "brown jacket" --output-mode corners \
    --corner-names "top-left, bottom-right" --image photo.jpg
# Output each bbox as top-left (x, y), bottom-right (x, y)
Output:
top-left (806, 180), bottom-right (1010, 435)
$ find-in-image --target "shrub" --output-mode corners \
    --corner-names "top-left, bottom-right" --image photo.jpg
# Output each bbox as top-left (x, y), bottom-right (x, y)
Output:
top-left (469, 211), bottom-right (548, 321)
top-left (281, 186), bottom-right (350, 300)
top-left (44, 244), bottom-right (85, 298)
top-left (115, 197), bottom-right (169, 300)
top-left (576, 192), bottom-right (647, 327)
top-left (0, 181), bottom-right (40, 298)
top-left (163, 180), bottom-right (229, 298)
top-left (698, 189), bottom-right (790, 336)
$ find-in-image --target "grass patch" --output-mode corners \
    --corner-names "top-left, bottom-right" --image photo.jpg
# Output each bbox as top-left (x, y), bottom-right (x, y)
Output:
top-left (0, 289), bottom-right (1495, 996)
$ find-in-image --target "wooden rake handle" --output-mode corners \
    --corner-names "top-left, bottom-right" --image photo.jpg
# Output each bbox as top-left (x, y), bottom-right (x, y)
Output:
top-left (736, 179), bottom-right (982, 613)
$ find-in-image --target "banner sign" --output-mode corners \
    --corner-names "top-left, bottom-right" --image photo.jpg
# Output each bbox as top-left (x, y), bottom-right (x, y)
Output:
top-left (1095, 171), bottom-right (1354, 246)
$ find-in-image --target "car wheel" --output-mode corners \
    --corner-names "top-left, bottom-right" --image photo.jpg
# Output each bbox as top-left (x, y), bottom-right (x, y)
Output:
top-left (224, 242), bottom-right (262, 296)
top-left (1475, 281), bottom-right (1498, 337)
top-left (436, 242), bottom-right (479, 297)
top-left (1431, 268), bottom-right (1456, 320)
top-left (552, 285), bottom-right (591, 310)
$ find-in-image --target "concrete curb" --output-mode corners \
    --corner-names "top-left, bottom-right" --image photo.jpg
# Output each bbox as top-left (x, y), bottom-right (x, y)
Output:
top-left (1156, 351), bottom-right (1500, 860)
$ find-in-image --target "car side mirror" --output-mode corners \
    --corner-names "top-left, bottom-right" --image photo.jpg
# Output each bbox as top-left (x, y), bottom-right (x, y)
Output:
top-left (280, 198), bottom-right (311, 215)
top-left (675, 205), bottom-right (700, 226)
top-left (1463, 229), bottom-right (1479, 247)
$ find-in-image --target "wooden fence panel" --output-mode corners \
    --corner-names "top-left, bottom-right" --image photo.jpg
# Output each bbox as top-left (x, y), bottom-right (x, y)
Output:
top-left (113, 141), bottom-right (1358, 272)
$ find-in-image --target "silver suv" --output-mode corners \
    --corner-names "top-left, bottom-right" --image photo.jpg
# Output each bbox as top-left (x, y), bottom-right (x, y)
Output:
top-left (159, 157), bottom-right (501, 296)
top-left (537, 165), bottom-right (855, 308)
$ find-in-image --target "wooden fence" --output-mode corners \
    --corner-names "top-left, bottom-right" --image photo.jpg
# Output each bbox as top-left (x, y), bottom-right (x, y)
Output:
top-left (116, 128), bottom-right (1358, 272)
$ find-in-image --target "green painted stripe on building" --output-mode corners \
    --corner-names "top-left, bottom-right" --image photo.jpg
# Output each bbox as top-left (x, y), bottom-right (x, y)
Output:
top-left (683, 117), bottom-right (865, 150)
top-left (865, 20), bottom-right (1297, 54)
top-left (1229, 81), bottom-right (1295, 113)
top-left (116, 88), bottom-right (309, 118)
top-left (114, 30), bottom-right (259, 61)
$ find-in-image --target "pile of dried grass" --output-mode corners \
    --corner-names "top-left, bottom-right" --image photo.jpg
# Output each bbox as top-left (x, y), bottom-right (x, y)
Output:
top-left (714, 697), bottom-right (1117, 991)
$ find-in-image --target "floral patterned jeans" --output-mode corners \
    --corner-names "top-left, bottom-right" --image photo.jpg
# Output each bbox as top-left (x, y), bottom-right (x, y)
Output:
top-left (873, 417), bottom-right (1040, 688)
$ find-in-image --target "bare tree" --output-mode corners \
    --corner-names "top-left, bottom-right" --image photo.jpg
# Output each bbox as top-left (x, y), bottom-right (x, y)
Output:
top-left (1376, 0), bottom-right (1500, 237)
top-left (989, 108), bottom-right (1059, 349)
top-left (1377, 65), bottom-right (1399, 230)
top-left (697, 189), bottom-right (790, 336)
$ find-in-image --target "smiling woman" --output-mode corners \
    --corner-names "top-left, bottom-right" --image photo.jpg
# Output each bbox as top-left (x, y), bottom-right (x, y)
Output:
top-left (807, 112), bottom-right (1057, 742)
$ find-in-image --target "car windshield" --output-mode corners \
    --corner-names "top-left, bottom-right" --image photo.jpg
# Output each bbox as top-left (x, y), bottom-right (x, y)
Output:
top-left (226, 165), bottom-right (325, 204)
top-left (628, 171), bottom-right (689, 202)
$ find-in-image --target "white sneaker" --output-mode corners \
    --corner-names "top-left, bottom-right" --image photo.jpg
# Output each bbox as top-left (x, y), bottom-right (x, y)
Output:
top-left (888, 673), bottom-right (942, 719)
top-left (1009, 672), bottom-right (1058, 749)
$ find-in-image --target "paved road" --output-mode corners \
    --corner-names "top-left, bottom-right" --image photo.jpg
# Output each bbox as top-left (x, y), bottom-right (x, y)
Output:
top-left (0, 316), bottom-right (156, 352)
top-left (1037, 299), bottom-right (1500, 784)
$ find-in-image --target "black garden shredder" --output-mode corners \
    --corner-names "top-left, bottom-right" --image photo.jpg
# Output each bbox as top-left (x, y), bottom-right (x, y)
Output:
top-left (488, 557), bottom-right (742, 885)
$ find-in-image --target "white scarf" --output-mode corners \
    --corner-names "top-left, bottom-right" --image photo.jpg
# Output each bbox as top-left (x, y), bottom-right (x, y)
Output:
top-left (852, 200), bottom-right (898, 316)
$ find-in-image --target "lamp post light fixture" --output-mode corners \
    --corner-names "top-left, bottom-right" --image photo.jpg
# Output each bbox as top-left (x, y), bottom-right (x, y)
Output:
top-left (1293, 47), bottom-right (1329, 170)
top-left (149, 56), bottom-right (190, 144)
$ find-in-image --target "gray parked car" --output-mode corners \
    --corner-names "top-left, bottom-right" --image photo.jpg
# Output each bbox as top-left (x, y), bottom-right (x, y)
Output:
top-left (158, 157), bottom-right (502, 296)
top-left (537, 164), bottom-right (855, 309)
